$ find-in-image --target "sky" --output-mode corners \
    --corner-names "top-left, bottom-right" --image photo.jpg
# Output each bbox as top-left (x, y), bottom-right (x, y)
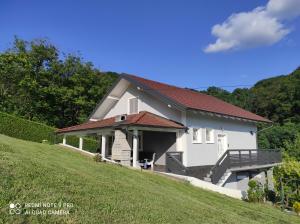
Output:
top-left (1, 0), bottom-right (300, 91)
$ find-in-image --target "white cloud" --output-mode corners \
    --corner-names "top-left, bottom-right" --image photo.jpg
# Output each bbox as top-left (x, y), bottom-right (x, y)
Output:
top-left (204, 0), bottom-right (300, 53)
top-left (267, 0), bottom-right (300, 19)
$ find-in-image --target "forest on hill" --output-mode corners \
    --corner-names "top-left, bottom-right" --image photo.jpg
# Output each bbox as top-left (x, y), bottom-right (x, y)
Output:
top-left (0, 37), bottom-right (299, 160)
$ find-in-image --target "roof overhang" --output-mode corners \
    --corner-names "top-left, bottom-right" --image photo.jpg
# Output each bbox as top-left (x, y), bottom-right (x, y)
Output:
top-left (57, 111), bottom-right (186, 135)
top-left (87, 77), bottom-right (130, 120)
top-left (187, 108), bottom-right (272, 124)
top-left (121, 74), bottom-right (187, 112)
top-left (56, 124), bottom-right (185, 136)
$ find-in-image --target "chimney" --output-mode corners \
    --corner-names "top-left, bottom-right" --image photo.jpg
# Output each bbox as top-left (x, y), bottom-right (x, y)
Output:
top-left (111, 130), bottom-right (131, 166)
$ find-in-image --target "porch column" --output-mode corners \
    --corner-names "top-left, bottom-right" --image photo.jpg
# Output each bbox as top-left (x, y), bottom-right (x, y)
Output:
top-left (63, 135), bottom-right (66, 145)
top-left (101, 135), bottom-right (107, 159)
top-left (176, 131), bottom-right (182, 151)
top-left (180, 111), bottom-right (188, 167)
top-left (79, 137), bottom-right (83, 150)
top-left (132, 129), bottom-right (139, 168)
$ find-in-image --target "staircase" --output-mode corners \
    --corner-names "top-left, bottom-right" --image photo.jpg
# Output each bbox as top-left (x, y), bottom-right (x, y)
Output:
top-left (216, 171), bottom-right (232, 186)
top-left (204, 149), bottom-right (282, 185)
top-left (204, 170), bottom-right (231, 186)
top-left (165, 149), bottom-right (282, 186)
top-left (165, 151), bottom-right (187, 175)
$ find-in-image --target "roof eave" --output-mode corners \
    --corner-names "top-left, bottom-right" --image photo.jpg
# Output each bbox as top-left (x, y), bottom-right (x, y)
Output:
top-left (121, 73), bottom-right (187, 112)
top-left (86, 76), bottom-right (123, 121)
top-left (186, 108), bottom-right (272, 124)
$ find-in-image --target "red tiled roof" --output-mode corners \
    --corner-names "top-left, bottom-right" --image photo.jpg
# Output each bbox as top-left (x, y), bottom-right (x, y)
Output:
top-left (56, 111), bottom-right (185, 134)
top-left (123, 74), bottom-right (271, 123)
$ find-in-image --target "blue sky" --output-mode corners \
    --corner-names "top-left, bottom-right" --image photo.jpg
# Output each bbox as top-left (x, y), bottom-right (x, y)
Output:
top-left (1, 0), bottom-right (300, 90)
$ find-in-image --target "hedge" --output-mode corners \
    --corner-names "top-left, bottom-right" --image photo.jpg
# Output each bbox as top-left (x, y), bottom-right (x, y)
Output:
top-left (0, 112), bottom-right (98, 152)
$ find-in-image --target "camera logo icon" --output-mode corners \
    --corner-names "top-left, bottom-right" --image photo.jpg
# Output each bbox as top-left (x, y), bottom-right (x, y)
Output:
top-left (9, 203), bottom-right (22, 215)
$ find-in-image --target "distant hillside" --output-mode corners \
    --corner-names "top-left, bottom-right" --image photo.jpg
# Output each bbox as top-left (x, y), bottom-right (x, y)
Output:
top-left (202, 68), bottom-right (300, 124)
top-left (0, 134), bottom-right (298, 224)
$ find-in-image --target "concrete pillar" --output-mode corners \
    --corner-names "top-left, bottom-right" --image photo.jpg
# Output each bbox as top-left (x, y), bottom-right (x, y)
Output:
top-left (267, 168), bottom-right (274, 190)
top-left (79, 137), bottom-right (83, 150)
top-left (132, 129), bottom-right (139, 168)
top-left (101, 135), bottom-right (107, 159)
top-left (111, 130), bottom-right (131, 166)
top-left (63, 135), bottom-right (66, 145)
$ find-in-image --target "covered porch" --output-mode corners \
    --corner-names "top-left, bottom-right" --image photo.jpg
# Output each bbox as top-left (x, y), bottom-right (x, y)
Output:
top-left (56, 111), bottom-right (186, 170)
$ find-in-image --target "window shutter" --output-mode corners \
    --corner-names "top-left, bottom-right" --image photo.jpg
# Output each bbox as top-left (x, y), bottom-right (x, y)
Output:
top-left (129, 98), bottom-right (138, 114)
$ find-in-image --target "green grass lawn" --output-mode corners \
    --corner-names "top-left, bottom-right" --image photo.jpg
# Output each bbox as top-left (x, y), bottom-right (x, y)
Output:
top-left (0, 134), bottom-right (298, 224)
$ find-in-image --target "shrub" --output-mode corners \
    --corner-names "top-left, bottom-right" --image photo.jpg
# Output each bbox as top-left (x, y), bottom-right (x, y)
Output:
top-left (0, 111), bottom-right (56, 143)
top-left (247, 180), bottom-right (265, 203)
top-left (63, 135), bottom-right (99, 153)
top-left (0, 111), bottom-right (98, 152)
top-left (93, 153), bottom-right (102, 162)
top-left (273, 160), bottom-right (300, 207)
top-left (293, 201), bottom-right (300, 216)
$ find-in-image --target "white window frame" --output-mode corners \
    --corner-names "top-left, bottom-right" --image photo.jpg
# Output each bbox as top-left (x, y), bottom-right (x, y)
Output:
top-left (192, 128), bottom-right (202, 144)
top-left (205, 128), bottom-right (214, 144)
top-left (128, 97), bottom-right (139, 115)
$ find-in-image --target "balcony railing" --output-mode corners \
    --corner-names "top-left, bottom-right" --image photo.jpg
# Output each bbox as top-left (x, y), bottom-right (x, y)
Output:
top-left (210, 149), bottom-right (282, 184)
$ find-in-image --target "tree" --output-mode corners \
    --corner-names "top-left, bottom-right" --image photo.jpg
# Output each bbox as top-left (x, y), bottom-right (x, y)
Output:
top-left (0, 37), bottom-right (118, 128)
top-left (283, 133), bottom-right (300, 161)
top-left (274, 160), bottom-right (300, 207)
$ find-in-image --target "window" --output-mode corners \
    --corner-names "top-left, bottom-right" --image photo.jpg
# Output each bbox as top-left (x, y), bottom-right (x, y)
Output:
top-left (192, 128), bottom-right (202, 143)
top-left (205, 128), bottom-right (214, 143)
top-left (128, 97), bottom-right (138, 114)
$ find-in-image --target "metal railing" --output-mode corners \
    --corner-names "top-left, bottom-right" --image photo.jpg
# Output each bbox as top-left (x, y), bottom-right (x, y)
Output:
top-left (210, 149), bottom-right (282, 184)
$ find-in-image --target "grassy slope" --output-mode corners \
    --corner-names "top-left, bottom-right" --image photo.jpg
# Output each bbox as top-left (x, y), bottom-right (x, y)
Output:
top-left (0, 134), bottom-right (298, 224)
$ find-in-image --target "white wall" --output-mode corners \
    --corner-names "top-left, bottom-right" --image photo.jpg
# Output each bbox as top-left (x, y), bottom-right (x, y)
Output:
top-left (185, 112), bottom-right (257, 167)
top-left (162, 172), bottom-right (244, 200)
top-left (224, 171), bottom-right (266, 192)
top-left (104, 85), bottom-right (182, 122)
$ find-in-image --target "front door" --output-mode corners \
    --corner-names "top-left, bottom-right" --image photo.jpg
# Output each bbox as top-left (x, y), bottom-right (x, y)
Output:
top-left (217, 134), bottom-right (228, 157)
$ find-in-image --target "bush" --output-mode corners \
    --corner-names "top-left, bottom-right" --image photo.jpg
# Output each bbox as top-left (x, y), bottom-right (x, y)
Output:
top-left (293, 201), bottom-right (300, 216)
top-left (0, 111), bottom-right (98, 152)
top-left (247, 180), bottom-right (265, 203)
top-left (63, 135), bottom-right (99, 153)
top-left (273, 160), bottom-right (300, 207)
top-left (0, 111), bottom-right (56, 143)
top-left (93, 153), bottom-right (102, 162)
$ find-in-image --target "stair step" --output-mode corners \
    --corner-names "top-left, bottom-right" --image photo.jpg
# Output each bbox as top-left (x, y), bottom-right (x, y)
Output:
top-left (204, 177), bottom-right (211, 182)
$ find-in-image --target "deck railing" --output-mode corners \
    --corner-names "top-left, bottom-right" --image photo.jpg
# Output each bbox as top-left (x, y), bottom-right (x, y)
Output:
top-left (210, 149), bottom-right (282, 184)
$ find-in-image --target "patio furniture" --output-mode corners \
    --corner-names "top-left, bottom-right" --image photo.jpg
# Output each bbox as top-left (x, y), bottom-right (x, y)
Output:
top-left (139, 153), bottom-right (156, 170)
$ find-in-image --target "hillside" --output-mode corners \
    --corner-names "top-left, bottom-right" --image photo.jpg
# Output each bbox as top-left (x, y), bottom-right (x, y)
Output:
top-left (0, 134), bottom-right (298, 224)
top-left (203, 68), bottom-right (300, 124)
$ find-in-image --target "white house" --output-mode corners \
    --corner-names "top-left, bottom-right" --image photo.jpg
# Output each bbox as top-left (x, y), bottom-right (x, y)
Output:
top-left (57, 74), bottom-right (281, 191)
